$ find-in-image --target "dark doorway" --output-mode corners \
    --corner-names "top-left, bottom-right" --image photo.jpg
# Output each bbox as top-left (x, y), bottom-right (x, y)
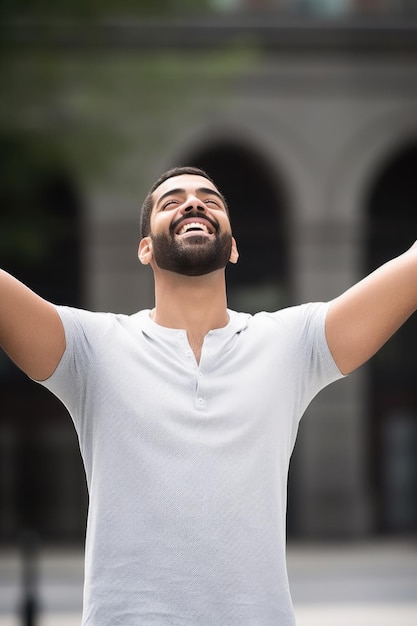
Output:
top-left (366, 140), bottom-right (417, 535)
top-left (185, 141), bottom-right (291, 313)
top-left (0, 132), bottom-right (87, 545)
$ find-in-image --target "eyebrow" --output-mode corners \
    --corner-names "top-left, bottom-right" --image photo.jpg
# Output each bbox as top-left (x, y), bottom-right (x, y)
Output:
top-left (156, 187), bottom-right (226, 208)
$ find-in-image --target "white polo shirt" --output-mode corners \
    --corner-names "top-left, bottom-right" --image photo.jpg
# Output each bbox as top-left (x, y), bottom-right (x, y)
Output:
top-left (40, 302), bottom-right (343, 625)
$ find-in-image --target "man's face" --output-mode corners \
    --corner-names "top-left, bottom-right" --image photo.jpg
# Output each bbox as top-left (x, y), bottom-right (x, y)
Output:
top-left (141, 174), bottom-right (238, 277)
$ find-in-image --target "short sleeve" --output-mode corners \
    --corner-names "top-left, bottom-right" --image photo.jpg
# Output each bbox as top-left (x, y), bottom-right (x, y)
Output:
top-left (37, 305), bottom-right (112, 421)
top-left (266, 301), bottom-right (345, 416)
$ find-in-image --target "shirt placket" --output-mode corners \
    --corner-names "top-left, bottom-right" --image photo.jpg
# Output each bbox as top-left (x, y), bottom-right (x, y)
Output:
top-left (175, 331), bottom-right (207, 411)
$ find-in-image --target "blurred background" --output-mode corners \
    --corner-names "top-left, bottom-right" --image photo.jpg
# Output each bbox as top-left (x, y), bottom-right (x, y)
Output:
top-left (1, 0), bottom-right (417, 624)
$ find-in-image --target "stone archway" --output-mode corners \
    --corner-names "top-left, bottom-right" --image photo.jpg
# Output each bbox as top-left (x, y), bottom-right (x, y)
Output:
top-left (365, 139), bottom-right (417, 534)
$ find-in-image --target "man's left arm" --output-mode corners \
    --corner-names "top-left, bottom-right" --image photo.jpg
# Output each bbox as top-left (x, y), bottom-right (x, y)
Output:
top-left (325, 241), bottom-right (417, 375)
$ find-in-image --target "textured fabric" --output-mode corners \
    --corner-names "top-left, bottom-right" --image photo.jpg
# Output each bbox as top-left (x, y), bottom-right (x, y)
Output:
top-left (40, 302), bottom-right (343, 625)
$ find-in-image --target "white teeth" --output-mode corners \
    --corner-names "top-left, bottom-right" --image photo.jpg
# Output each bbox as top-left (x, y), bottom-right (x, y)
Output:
top-left (178, 222), bottom-right (210, 235)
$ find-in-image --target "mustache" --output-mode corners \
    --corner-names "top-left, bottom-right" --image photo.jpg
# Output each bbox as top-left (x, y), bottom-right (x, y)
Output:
top-left (170, 212), bottom-right (219, 235)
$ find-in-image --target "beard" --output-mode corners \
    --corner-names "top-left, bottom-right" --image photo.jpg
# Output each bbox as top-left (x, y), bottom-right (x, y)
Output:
top-left (151, 230), bottom-right (233, 277)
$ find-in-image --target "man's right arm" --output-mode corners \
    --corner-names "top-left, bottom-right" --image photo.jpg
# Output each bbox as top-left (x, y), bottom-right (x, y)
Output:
top-left (0, 270), bottom-right (66, 381)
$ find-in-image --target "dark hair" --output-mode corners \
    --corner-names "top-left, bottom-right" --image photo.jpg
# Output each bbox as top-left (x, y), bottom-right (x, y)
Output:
top-left (139, 166), bottom-right (227, 238)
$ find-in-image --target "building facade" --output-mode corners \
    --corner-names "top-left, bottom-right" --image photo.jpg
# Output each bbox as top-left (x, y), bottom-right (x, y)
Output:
top-left (1, 12), bottom-right (417, 543)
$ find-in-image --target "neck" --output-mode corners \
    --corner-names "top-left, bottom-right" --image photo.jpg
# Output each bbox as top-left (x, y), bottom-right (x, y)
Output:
top-left (151, 268), bottom-right (229, 337)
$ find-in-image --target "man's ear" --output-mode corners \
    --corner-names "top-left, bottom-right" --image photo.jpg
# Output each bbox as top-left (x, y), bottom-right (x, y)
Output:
top-left (229, 237), bottom-right (239, 264)
top-left (138, 237), bottom-right (153, 265)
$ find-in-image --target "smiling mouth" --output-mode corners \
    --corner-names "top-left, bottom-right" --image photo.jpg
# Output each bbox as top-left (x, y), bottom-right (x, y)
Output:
top-left (177, 221), bottom-right (214, 236)
top-left (173, 216), bottom-right (217, 238)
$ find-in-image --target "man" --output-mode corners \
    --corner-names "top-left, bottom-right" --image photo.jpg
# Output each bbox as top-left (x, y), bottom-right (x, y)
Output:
top-left (1, 165), bottom-right (416, 624)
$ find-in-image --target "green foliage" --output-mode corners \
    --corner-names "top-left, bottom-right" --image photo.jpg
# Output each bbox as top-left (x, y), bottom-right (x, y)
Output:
top-left (0, 45), bottom-right (257, 182)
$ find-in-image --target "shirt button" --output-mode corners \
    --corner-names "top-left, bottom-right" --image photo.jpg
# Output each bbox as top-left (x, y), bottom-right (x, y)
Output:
top-left (178, 332), bottom-right (185, 339)
top-left (185, 350), bottom-right (192, 357)
top-left (197, 397), bottom-right (204, 404)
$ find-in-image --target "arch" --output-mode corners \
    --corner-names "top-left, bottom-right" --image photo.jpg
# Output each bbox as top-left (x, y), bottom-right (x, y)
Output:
top-left (324, 107), bottom-right (417, 224)
top-left (365, 139), bottom-right (417, 534)
top-left (0, 131), bottom-right (87, 543)
top-left (164, 116), bottom-right (315, 222)
top-left (176, 137), bottom-right (293, 313)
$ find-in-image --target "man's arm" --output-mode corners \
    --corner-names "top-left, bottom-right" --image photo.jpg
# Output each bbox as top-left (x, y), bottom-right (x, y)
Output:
top-left (0, 270), bottom-right (65, 381)
top-left (326, 242), bottom-right (417, 375)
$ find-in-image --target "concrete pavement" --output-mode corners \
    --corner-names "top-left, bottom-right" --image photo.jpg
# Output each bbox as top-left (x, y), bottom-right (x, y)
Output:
top-left (288, 540), bottom-right (417, 625)
top-left (1, 540), bottom-right (416, 625)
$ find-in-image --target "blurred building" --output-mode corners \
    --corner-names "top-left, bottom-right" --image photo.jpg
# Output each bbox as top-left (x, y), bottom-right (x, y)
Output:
top-left (1, 0), bottom-right (417, 544)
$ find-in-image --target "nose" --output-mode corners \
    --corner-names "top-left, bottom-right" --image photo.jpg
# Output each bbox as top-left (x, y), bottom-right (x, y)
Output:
top-left (181, 195), bottom-right (206, 214)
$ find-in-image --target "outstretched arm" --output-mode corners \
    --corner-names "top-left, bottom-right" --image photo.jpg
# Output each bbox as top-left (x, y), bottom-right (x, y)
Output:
top-left (326, 242), bottom-right (417, 375)
top-left (0, 270), bottom-right (65, 381)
